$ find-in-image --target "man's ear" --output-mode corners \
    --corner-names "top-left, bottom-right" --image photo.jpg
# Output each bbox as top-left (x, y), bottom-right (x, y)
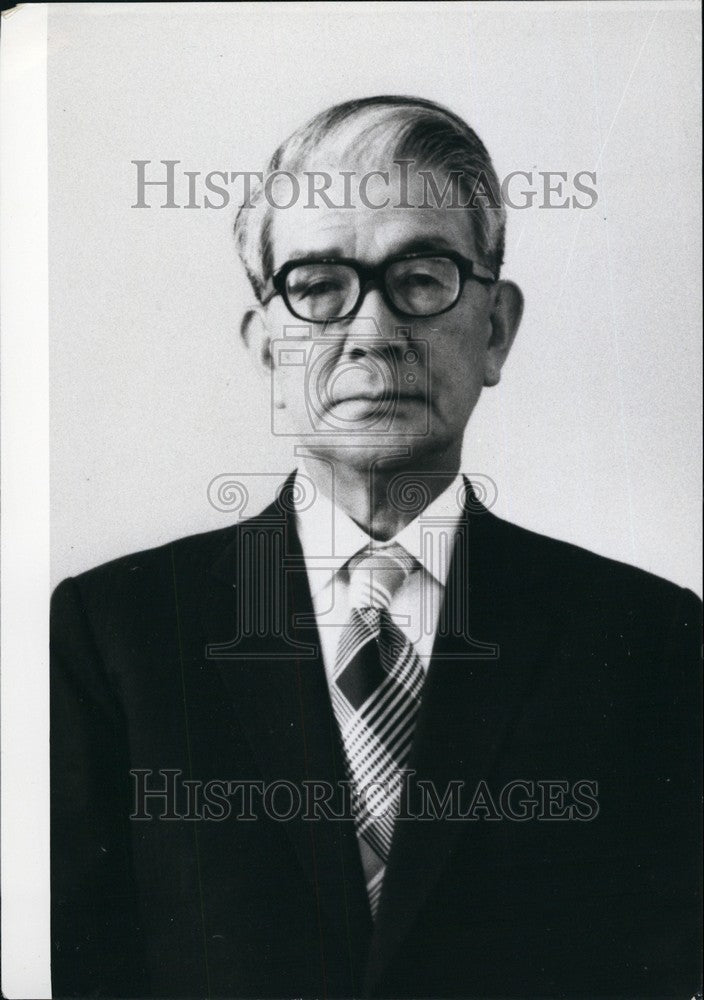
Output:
top-left (240, 305), bottom-right (275, 375)
top-left (483, 280), bottom-right (524, 387)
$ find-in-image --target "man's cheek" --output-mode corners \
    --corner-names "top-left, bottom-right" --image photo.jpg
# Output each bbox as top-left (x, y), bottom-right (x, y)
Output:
top-left (270, 363), bottom-right (307, 434)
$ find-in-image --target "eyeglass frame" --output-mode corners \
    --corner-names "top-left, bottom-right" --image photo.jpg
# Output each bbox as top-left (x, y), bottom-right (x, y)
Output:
top-left (259, 250), bottom-right (497, 322)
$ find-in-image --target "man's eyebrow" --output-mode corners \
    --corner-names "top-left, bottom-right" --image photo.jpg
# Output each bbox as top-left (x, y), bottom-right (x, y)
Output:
top-left (284, 247), bottom-right (346, 263)
top-left (280, 237), bottom-right (459, 266)
top-left (390, 237), bottom-right (458, 256)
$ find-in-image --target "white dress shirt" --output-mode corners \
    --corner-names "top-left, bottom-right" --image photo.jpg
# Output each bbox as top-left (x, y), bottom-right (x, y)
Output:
top-left (294, 472), bottom-right (466, 680)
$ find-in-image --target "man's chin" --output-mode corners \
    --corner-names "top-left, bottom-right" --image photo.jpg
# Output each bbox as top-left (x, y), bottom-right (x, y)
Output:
top-left (295, 430), bottom-right (447, 472)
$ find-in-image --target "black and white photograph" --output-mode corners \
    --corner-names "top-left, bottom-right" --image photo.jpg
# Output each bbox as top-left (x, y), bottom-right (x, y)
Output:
top-left (1, 3), bottom-right (701, 998)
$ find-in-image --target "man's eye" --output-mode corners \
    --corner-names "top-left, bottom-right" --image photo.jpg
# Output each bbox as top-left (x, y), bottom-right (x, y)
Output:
top-left (401, 271), bottom-right (443, 288)
top-left (301, 280), bottom-right (341, 297)
top-left (289, 278), bottom-right (343, 300)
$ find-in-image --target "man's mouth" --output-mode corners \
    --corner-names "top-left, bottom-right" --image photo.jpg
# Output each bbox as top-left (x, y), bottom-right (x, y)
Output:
top-left (325, 392), bottom-right (427, 421)
top-left (331, 391), bottom-right (425, 405)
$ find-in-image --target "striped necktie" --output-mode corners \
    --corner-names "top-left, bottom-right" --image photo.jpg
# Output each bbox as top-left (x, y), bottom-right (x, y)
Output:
top-left (332, 542), bottom-right (425, 917)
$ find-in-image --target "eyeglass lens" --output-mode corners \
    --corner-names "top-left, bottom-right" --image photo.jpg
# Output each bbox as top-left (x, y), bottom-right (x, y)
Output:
top-left (284, 257), bottom-right (461, 320)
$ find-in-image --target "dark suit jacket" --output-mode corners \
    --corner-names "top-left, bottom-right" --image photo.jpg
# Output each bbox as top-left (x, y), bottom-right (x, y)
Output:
top-left (51, 477), bottom-right (702, 998)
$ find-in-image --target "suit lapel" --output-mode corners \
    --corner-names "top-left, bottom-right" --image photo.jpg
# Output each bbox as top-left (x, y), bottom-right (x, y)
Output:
top-left (364, 485), bottom-right (547, 994)
top-left (196, 474), bottom-right (548, 994)
top-left (198, 481), bottom-right (372, 986)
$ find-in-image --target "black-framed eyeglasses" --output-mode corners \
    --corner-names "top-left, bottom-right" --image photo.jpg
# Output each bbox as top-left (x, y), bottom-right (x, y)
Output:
top-left (260, 251), bottom-right (496, 323)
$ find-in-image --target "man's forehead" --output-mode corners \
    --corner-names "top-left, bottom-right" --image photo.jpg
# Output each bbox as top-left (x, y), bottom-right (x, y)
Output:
top-left (270, 171), bottom-right (477, 269)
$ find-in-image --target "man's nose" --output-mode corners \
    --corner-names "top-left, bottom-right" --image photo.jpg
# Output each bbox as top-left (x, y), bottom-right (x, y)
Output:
top-left (344, 287), bottom-right (406, 349)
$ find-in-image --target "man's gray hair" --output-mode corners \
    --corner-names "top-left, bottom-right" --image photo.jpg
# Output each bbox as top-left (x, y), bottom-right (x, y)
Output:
top-left (234, 95), bottom-right (506, 301)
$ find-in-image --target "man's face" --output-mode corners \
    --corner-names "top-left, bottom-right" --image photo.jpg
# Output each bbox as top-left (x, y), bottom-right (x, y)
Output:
top-left (249, 167), bottom-right (521, 473)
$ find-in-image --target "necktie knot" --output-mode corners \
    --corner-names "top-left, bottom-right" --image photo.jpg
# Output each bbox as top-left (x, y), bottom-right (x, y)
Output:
top-left (347, 542), bottom-right (416, 612)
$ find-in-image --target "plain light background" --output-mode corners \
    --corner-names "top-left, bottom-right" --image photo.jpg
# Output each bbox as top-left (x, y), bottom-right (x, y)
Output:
top-left (49, 1), bottom-right (702, 594)
top-left (2, 5), bottom-right (50, 995)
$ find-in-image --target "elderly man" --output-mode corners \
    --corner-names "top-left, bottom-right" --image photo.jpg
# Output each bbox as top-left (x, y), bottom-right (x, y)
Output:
top-left (51, 96), bottom-right (701, 999)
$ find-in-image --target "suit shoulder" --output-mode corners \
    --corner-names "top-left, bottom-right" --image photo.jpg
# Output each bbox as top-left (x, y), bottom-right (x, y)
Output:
top-left (485, 511), bottom-right (701, 618)
top-left (51, 498), bottom-right (286, 603)
top-left (52, 521), bottom-right (240, 601)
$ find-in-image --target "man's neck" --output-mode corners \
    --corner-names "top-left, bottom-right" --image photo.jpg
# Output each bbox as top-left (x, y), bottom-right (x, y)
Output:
top-left (301, 449), bottom-right (462, 541)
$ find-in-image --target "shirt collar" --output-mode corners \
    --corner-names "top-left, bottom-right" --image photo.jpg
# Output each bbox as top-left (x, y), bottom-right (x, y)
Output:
top-left (393, 474), bottom-right (466, 580)
top-left (294, 471), bottom-right (466, 598)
